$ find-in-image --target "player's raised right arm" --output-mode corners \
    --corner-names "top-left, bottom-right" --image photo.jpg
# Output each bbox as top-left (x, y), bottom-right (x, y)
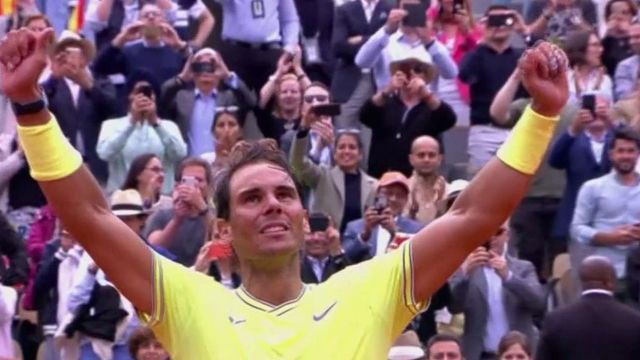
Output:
top-left (0, 28), bottom-right (153, 313)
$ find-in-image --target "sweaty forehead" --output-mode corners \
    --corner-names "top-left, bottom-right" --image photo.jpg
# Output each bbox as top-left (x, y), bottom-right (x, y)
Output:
top-left (230, 163), bottom-right (295, 193)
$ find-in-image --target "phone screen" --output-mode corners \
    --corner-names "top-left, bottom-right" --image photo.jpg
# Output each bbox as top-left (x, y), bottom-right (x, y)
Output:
top-left (309, 214), bottom-right (330, 233)
top-left (487, 14), bottom-right (514, 27)
top-left (312, 103), bottom-right (341, 117)
top-left (181, 175), bottom-right (198, 187)
top-left (402, 2), bottom-right (428, 27)
top-left (581, 94), bottom-right (596, 113)
top-left (374, 194), bottom-right (389, 214)
top-left (138, 84), bottom-right (154, 98)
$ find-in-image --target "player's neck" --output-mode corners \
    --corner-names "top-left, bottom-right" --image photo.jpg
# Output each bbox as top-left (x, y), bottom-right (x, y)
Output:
top-left (240, 256), bottom-right (304, 306)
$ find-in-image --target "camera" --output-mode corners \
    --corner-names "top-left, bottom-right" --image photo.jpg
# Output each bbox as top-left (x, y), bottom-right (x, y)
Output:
top-left (374, 194), bottom-right (389, 214)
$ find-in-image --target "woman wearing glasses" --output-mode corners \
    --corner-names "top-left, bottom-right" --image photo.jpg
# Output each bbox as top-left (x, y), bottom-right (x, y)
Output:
top-left (121, 153), bottom-right (172, 212)
top-left (255, 50), bottom-right (312, 145)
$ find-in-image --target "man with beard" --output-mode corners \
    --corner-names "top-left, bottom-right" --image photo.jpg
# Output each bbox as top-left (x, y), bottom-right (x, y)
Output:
top-left (405, 136), bottom-right (448, 224)
top-left (571, 126), bottom-right (640, 301)
top-left (614, 23), bottom-right (640, 100)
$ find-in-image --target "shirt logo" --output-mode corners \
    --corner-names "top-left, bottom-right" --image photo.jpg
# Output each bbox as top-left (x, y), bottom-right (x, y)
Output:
top-left (313, 301), bottom-right (338, 322)
top-left (229, 316), bottom-right (246, 325)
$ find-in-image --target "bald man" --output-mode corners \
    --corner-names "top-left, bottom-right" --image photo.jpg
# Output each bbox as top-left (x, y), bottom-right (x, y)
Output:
top-left (405, 136), bottom-right (448, 224)
top-left (536, 256), bottom-right (640, 360)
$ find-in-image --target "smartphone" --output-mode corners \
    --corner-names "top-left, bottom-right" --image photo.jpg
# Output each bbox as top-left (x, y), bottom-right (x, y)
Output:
top-left (374, 194), bottom-right (389, 215)
top-left (138, 84), bottom-right (154, 98)
top-left (309, 213), bottom-right (330, 233)
top-left (581, 94), bottom-right (596, 113)
top-left (191, 62), bottom-right (216, 74)
top-left (181, 175), bottom-right (198, 187)
top-left (487, 14), bottom-right (514, 27)
top-left (208, 242), bottom-right (233, 260)
top-left (402, 2), bottom-right (428, 27)
top-left (312, 103), bottom-right (341, 117)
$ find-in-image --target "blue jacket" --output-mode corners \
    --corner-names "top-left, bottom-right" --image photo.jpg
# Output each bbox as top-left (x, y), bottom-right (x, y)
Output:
top-left (548, 130), bottom-right (613, 238)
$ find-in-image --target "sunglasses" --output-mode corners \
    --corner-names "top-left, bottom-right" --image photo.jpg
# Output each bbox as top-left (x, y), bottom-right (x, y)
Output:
top-left (303, 94), bottom-right (329, 104)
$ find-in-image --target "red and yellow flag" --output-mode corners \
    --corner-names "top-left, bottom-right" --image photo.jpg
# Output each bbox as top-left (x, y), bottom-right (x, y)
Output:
top-left (67, 0), bottom-right (86, 32)
top-left (0, 0), bottom-right (17, 16)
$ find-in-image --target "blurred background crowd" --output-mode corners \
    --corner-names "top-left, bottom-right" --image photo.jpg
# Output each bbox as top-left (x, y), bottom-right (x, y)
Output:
top-left (2, 0), bottom-right (640, 359)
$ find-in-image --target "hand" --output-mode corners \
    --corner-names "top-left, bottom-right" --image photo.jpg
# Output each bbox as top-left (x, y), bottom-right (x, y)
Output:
top-left (362, 207), bottom-right (383, 241)
top-left (461, 247), bottom-right (490, 275)
top-left (177, 54), bottom-right (194, 83)
top-left (114, 22), bottom-right (144, 47)
top-left (595, 97), bottom-right (613, 126)
top-left (610, 225), bottom-right (640, 245)
top-left (212, 51), bottom-right (232, 81)
top-left (300, 108), bottom-right (321, 128)
top-left (276, 52), bottom-right (293, 76)
top-left (176, 184), bottom-right (207, 213)
top-left (326, 223), bottom-right (342, 256)
top-left (64, 62), bottom-right (94, 89)
top-left (518, 42), bottom-right (569, 117)
top-left (489, 252), bottom-right (509, 279)
top-left (385, 71), bottom-right (408, 95)
top-left (50, 52), bottom-right (67, 79)
top-left (292, 46), bottom-right (304, 73)
top-left (569, 109), bottom-right (594, 135)
top-left (193, 241), bottom-right (214, 273)
top-left (347, 35), bottom-right (364, 45)
top-left (0, 28), bottom-right (55, 103)
top-left (385, 9), bottom-right (408, 34)
top-left (407, 76), bottom-right (428, 97)
top-left (173, 197), bottom-right (192, 219)
top-left (311, 118), bottom-right (334, 148)
top-left (454, 8), bottom-right (471, 31)
top-left (511, 11), bottom-right (528, 34)
top-left (379, 208), bottom-right (397, 235)
top-left (160, 23), bottom-right (185, 50)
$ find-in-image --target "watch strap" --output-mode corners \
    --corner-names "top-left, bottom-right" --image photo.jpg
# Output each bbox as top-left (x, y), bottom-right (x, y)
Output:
top-left (11, 98), bottom-right (46, 116)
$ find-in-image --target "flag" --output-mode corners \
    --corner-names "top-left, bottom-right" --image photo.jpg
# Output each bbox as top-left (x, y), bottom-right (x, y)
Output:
top-left (67, 0), bottom-right (86, 32)
top-left (0, 0), bottom-right (16, 16)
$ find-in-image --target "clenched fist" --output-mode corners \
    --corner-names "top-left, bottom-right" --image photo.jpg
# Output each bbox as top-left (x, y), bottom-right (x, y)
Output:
top-left (518, 41), bottom-right (569, 117)
top-left (0, 28), bottom-right (54, 103)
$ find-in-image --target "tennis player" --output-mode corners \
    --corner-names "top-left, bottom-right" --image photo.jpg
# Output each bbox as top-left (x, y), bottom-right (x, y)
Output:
top-left (0, 28), bottom-right (568, 359)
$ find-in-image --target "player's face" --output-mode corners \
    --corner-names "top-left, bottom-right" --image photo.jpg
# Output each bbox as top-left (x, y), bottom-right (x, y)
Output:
top-left (223, 162), bottom-right (305, 260)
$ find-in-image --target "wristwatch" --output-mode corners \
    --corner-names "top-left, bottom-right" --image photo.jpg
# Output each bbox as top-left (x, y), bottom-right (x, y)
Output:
top-left (11, 98), bottom-right (46, 116)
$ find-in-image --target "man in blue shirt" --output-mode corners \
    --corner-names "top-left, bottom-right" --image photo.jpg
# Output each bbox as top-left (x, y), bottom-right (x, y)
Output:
top-left (571, 127), bottom-right (640, 301)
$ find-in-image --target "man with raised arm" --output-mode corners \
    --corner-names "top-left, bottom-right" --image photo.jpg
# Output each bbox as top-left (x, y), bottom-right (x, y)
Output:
top-left (0, 28), bottom-right (569, 359)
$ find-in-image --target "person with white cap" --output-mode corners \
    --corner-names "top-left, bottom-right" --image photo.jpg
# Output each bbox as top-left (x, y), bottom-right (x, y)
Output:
top-left (43, 29), bottom-right (118, 183)
top-left (355, 0), bottom-right (458, 92)
top-left (360, 55), bottom-right (456, 179)
top-left (160, 46), bottom-right (255, 157)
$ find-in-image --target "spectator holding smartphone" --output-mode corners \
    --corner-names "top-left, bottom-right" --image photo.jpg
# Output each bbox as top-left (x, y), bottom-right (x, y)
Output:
top-left (526, 0), bottom-right (596, 42)
top-left (301, 214), bottom-right (350, 284)
top-left (97, 71), bottom-right (187, 195)
top-left (144, 157), bottom-right (213, 266)
top-left (192, 219), bottom-right (240, 289)
top-left (290, 106), bottom-right (377, 232)
top-left (601, 0), bottom-right (637, 78)
top-left (342, 171), bottom-right (423, 264)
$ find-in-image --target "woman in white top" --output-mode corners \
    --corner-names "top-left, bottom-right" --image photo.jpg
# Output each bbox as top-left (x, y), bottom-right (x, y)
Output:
top-left (564, 30), bottom-right (614, 103)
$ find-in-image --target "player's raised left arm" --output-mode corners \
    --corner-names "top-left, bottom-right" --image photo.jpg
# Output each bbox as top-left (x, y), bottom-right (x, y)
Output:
top-left (410, 43), bottom-right (569, 302)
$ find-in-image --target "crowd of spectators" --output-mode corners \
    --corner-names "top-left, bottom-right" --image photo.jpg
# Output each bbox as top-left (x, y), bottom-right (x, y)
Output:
top-left (2, 0), bottom-right (640, 359)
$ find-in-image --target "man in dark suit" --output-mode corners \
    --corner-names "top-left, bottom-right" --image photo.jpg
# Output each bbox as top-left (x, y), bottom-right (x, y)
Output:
top-left (536, 256), bottom-right (640, 360)
top-left (343, 171), bottom-right (423, 263)
top-left (43, 31), bottom-right (117, 183)
top-left (301, 214), bottom-right (350, 284)
top-left (548, 96), bottom-right (614, 268)
top-left (331, 0), bottom-right (390, 103)
top-left (449, 222), bottom-right (545, 360)
top-left (159, 47), bottom-right (255, 156)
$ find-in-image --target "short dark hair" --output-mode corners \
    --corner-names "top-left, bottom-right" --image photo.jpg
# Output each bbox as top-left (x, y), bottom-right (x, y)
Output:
top-left (128, 327), bottom-right (164, 359)
top-left (23, 14), bottom-right (52, 28)
top-left (605, 0), bottom-right (638, 20)
top-left (497, 331), bottom-right (532, 357)
top-left (334, 129), bottom-right (363, 151)
top-left (563, 30), bottom-right (598, 67)
top-left (175, 157), bottom-right (214, 186)
top-left (214, 139), bottom-right (303, 220)
top-left (425, 333), bottom-right (462, 357)
top-left (610, 126), bottom-right (640, 150)
top-left (122, 153), bottom-right (159, 190)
